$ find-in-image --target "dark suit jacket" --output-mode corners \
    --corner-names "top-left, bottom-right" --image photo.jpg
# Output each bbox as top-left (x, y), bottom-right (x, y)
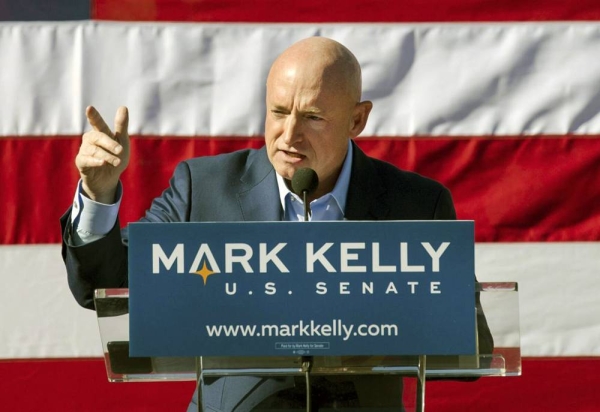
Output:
top-left (61, 142), bottom-right (491, 411)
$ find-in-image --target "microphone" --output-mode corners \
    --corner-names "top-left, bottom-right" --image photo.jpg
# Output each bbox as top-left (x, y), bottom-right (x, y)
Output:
top-left (291, 168), bottom-right (319, 222)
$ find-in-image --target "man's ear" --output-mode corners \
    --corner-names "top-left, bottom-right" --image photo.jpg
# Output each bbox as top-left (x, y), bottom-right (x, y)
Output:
top-left (349, 101), bottom-right (373, 137)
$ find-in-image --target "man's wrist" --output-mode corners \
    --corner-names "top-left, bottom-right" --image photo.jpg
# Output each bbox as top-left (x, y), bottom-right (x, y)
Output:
top-left (71, 180), bottom-right (122, 242)
top-left (80, 182), bottom-right (119, 205)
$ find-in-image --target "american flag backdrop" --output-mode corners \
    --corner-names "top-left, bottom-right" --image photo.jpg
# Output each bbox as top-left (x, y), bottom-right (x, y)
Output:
top-left (1, 0), bottom-right (600, 410)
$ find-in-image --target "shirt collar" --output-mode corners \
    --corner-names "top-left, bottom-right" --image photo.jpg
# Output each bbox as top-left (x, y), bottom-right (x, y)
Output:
top-left (275, 140), bottom-right (353, 215)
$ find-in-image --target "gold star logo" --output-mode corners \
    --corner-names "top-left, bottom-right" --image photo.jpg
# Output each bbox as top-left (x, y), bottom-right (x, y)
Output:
top-left (194, 261), bottom-right (216, 285)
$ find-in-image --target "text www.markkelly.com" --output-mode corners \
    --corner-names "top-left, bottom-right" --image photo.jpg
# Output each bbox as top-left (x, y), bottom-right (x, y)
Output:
top-left (205, 320), bottom-right (398, 341)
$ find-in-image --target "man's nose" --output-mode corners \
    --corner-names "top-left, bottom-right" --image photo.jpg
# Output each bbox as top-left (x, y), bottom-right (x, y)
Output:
top-left (282, 115), bottom-right (303, 145)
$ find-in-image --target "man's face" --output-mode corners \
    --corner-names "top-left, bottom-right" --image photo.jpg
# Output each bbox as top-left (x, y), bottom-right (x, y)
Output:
top-left (265, 65), bottom-right (360, 197)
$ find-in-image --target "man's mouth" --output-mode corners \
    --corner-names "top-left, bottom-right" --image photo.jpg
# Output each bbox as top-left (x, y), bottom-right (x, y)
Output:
top-left (280, 150), bottom-right (305, 160)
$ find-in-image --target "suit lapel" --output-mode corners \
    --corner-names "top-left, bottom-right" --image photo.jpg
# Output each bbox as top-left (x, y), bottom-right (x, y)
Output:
top-left (236, 143), bottom-right (387, 222)
top-left (345, 141), bottom-right (389, 220)
top-left (237, 147), bottom-right (283, 221)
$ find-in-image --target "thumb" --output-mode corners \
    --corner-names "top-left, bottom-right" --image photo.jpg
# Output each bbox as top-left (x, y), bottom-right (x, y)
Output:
top-left (114, 106), bottom-right (129, 138)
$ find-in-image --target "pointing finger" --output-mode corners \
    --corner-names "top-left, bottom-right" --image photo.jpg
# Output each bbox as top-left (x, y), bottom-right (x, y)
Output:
top-left (114, 106), bottom-right (129, 137)
top-left (86, 106), bottom-right (113, 138)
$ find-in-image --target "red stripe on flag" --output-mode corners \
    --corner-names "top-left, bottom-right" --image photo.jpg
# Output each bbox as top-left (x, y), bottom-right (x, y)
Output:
top-left (2, 136), bottom-right (600, 245)
top-left (358, 137), bottom-right (600, 242)
top-left (92, 0), bottom-right (600, 22)
top-left (0, 358), bottom-right (195, 412)
top-left (1, 357), bottom-right (599, 412)
top-left (1, 137), bottom-right (81, 245)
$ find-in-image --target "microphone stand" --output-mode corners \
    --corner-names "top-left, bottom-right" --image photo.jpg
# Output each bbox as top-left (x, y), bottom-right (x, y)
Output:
top-left (301, 188), bottom-right (312, 412)
top-left (302, 190), bottom-right (310, 222)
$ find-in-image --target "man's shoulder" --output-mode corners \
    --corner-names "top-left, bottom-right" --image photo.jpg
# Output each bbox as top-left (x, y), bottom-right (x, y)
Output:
top-left (348, 147), bottom-right (455, 220)
top-left (175, 146), bottom-right (273, 197)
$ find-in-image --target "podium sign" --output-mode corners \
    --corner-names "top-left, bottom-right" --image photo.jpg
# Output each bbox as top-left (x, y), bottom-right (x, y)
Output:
top-left (128, 221), bottom-right (476, 357)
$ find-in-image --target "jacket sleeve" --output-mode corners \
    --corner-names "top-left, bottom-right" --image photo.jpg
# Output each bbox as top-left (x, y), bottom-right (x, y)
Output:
top-left (60, 161), bottom-right (193, 310)
top-left (433, 186), bottom-right (457, 220)
top-left (60, 211), bottom-right (128, 310)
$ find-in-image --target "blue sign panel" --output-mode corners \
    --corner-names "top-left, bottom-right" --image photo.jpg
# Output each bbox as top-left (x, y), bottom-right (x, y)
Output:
top-left (128, 221), bottom-right (476, 357)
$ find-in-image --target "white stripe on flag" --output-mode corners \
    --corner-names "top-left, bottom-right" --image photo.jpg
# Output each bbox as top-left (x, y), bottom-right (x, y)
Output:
top-left (1, 243), bottom-right (599, 358)
top-left (2, 22), bottom-right (600, 136)
top-left (0, 245), bottom-right (101, 358)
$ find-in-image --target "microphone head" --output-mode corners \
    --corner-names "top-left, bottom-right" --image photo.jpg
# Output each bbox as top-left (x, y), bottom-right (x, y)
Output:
top-left (291, 168), bottom-right (319, 196)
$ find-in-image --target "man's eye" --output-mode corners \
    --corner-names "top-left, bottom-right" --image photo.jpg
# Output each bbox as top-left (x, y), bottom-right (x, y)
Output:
top-left (307, 115), bottom-right (322, 121)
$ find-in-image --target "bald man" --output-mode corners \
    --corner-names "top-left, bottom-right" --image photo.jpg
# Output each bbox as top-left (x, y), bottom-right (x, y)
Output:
top-left (62, 37), bottom-right (481, 411)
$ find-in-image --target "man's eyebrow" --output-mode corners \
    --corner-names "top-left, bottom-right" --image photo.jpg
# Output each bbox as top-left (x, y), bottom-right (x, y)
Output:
top-left (269, 105), bottom-right (324, 114)
top-left (303, 107), bottom-right (323, 114)
top-left (269, 105), bottom-right (289, 112)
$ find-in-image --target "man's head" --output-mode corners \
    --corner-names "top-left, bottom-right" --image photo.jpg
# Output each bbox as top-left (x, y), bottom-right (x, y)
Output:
top-left (265, 37), bottom-right (372, 200)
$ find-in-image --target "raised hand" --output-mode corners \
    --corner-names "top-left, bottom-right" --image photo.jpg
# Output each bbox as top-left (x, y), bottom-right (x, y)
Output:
top-left (75, 106), bottom-right (130, 204)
